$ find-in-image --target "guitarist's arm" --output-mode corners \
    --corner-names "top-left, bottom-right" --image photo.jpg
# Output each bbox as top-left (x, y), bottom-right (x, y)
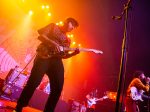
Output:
top-left (37, 23), bottom-right (61, 51)
top-left (134, 78), bottom-right (149, 92)
top-left (62, 48), bottom-right (80, 59)
top-left (38, 35), bottom-right (59, 47)
top-left (38, 33), bottom-right (80, 58)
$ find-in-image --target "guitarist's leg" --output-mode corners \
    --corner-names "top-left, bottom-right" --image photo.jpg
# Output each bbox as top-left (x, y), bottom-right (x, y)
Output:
top-left (125, 97), bottom-right (137, 112)
top-left (44, 59), bottom-right (64, 112)
top-left (15, 57), bottom-right (48, 112)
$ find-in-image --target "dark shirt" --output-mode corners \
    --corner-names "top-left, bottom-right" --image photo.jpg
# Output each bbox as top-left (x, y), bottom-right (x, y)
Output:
top-left (37, 23), bottom-right (71, 58)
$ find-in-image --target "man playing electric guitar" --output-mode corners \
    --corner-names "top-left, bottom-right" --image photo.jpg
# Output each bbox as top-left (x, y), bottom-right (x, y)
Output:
top-left (86, 89), bottom-right (107, 112)
top-left (14, 18), bottom-right (80, 112)
top-left (125, 71), bottom-right (150, 112)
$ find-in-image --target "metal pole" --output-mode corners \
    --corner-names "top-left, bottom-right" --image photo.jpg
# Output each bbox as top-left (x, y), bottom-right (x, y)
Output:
top-left (113, 1), bottom-right (132, 112)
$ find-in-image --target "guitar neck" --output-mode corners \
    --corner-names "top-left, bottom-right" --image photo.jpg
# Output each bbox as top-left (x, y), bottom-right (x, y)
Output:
top-left (96, 96), bottom-right (108, 101)
top-left (67, 48), bottom-right (92, 52)
top-left (64, 47), bottom-right (103, 54)
top-left (96, 98), bottom-right (102, 101)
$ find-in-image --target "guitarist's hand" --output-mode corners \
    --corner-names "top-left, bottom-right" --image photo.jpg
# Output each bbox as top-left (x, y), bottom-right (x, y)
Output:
top-left (55, 45), bottom-right (64, 53)
top-left (74, 48), bottom-right (80, 55)
top-left (146, 77), bottom-right (150, 84)
top-left (62, 48), bottom-right (80, 59)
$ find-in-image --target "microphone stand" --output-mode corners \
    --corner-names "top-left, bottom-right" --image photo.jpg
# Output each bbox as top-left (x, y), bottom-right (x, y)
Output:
top-left (147, 85), bottom-right (150, 112)
top-left (112, 1), bottom-right (132, 112)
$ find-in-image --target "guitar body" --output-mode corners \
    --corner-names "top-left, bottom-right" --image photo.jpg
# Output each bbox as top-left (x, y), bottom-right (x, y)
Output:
top-left (36, 43), bottom-right (51, 58)
top-left (130, 86), bottom-right (144, 101)
top-left (87, 98), bottom-right (97, 108)
top-left (36, 43), bottom-right (68, 58)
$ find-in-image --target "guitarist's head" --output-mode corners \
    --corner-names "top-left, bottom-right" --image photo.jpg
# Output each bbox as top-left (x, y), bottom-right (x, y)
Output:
top-left (90, 88), bottom-right (98, 98)
top-left (61, 17), bottom-right (79, 32)
top-left (133, 71), bottom-right (146, 81)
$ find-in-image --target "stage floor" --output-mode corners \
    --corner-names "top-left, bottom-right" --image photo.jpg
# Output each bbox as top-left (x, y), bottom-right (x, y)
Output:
top-left (0, 98), bottom-right (42, 112)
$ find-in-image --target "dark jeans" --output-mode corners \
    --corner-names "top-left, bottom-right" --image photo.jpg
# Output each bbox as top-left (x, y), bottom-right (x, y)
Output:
top-left (16, 56), bottom-right (64, 112)
top-left (125, 97), bottom-right (139, 112)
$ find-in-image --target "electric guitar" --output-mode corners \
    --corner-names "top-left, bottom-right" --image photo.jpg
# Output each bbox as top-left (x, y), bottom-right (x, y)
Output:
top-left (87, 95), bottom-right (108, 108)
top-left (130, 86), bottom-right (145, 101)
top-left (37, 43), bottom-right (103, 58)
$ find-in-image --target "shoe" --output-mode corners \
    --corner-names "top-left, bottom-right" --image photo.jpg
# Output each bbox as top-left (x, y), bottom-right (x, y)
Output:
top-left (12, 108), bottom-right (22, 112)
top-left (12, 109), bottom-right (22, 112)
top-left (13, 105), bottom-right (23, 112)
top-left (12, 110), bottom-right (17, 112)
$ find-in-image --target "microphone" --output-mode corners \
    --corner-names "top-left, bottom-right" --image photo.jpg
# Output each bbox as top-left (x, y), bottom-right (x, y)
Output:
top-left (112, 0), bottom-right (132, 21)
top-left (112, 16), bottom-right (122, 20)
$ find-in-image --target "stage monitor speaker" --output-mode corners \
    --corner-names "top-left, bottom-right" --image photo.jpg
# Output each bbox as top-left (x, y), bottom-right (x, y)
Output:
top-left (29, 89), bottom-right (48, 110)
top-left (29, 89), bottom-right (69, 112)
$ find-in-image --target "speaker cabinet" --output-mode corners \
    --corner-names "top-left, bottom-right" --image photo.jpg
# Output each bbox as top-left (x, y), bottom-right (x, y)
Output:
top-left (29, 89), bottom-right (69, 112)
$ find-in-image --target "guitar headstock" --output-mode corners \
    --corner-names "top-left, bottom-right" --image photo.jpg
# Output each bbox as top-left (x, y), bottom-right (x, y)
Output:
top-left (102, 95), bottom-right (108, 100)
top-left (90, 49), bottom-right (103, 54)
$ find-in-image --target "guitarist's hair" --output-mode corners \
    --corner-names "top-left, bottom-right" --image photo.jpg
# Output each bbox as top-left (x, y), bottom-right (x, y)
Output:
top-left (65, 17), bottom-right (79, 27)
top-left (133, 70), bottom-right (144, 78)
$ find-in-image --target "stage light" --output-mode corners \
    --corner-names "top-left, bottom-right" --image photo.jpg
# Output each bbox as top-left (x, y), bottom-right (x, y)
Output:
top-left (48, 12), bottom-right (51, 16)
top-left (59, 21), bottom-right (64, 26)
top-left (67, 34), bottom-right (71, 38)
top-left (46, 5), bottom-right (49, 9)
top-left (72, 42), bottom-right (76, 45)
top-left (29, 10), bottom-right (33, 15)
top-left (41, 5), bottom-right (45, 9)
top-left (70, 34), bottom-right (74, 38)
top-left (68, 51), bottom-right (72, 54)
top-left (67, 34), bottom-right (74, 38)
top-left (114, 95), bottom-right (116, 98)
top-left (78, 44), bottom-right (81, 47)
top-left (56, 23), bottom-right (59, 25)
top-left (56, 21), bottom-right (64, 26)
